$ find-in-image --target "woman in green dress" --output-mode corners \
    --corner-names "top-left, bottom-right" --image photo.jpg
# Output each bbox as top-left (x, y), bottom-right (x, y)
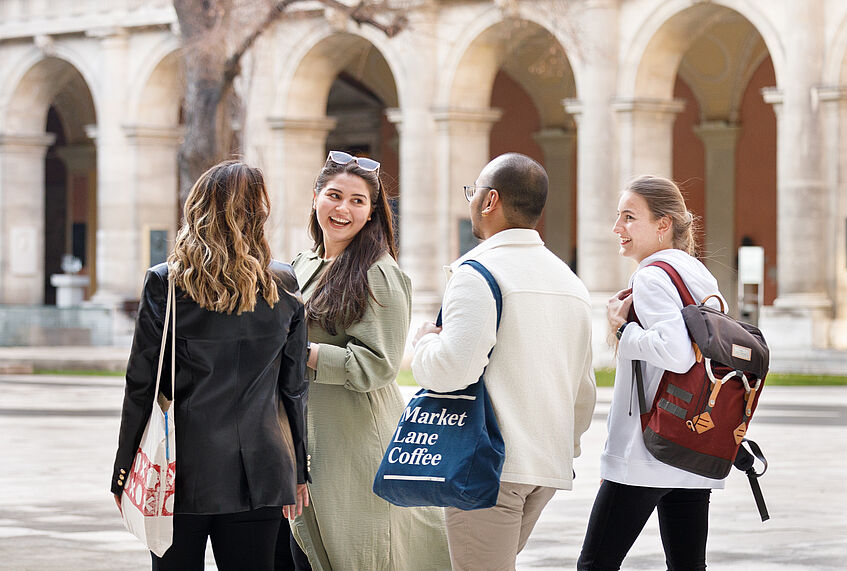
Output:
top-left (285, 151), bottom-right (449, 570)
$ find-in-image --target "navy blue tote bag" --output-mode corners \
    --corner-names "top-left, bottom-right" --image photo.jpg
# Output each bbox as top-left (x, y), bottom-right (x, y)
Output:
top-left (373, 260), bottom-right (505, 510)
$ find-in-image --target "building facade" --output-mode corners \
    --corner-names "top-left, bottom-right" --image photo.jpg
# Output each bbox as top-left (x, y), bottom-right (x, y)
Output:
top-left (0, 0), bottom-right (845, 362)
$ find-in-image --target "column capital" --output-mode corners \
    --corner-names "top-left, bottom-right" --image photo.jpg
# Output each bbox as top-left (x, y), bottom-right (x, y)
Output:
top-left (431, 107), bottom-right (503, 134)
top-left (267, 116), bottom-right (338, 135)
top-left (693, 121), bottom-right (741, 148)
top-left (0, 132), bottom-right (56, 151)
top-left (562, 98), bottom-right (583, 119)
top-left (385, 107), bottom-right (403, 125)
top-left (760, 87), bottom-right (783, 111)
top-left (533, 127), bottom-right (576, 152)
top-left (612, 97), bottom-right (686, 116)
top-left (813, 85), bottom-right (847, 103)
top-left (122, 124), bottom-right (184, 146)
top-left (55, 143), bottom-right (96, 170)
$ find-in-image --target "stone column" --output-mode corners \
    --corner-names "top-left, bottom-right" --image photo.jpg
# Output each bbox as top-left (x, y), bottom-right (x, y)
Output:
top-left (387, 105), bottom-right (442, 321)
top-left (89, 28), bottom-right (136, 303)
top-left (533, 128), bottom-right (576, 266)
top-left (123, 125), bottom-right (182, 274)
top-left (0, 132), bottom-right (55, 303)
top-left (266, 116), bottom-right (337, 262)
top-left (815, 85), bottom-right (847, 348)
top-left (614, 97), bottom-right (685, 180)
top-left (388, 11), bottom-right (441, 323)
top-left (694, 121), bottom-right (741, 316)
top-left (759, 0), bottom-right (830, 350)
top-left (565, 0), bottom-right (624, 294)
top-left (564, 0), bottom-right (623, 368)
top-left (431, 107), bottom-right (502, 262)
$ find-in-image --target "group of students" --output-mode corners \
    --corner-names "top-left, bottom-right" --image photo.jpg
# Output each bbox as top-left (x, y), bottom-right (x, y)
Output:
top-left (111, 150), bottom-right (726, 571)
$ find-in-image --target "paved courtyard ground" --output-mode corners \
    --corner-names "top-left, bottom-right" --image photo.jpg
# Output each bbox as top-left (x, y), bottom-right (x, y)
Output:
top-left (0, 374), bottom-right (845, 569)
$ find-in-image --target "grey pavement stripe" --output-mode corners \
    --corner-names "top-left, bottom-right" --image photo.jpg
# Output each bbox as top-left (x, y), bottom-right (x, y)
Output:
top-left (0, 409), bottom-right (119, 417)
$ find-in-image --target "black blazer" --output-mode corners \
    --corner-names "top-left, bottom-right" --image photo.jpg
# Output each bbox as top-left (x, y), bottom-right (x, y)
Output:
top-left (111, 261), bottom-right (308, 514)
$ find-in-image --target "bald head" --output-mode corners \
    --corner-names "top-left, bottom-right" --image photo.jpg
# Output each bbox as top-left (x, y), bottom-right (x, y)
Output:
top-left (479, 153), bottom-right (548, 227)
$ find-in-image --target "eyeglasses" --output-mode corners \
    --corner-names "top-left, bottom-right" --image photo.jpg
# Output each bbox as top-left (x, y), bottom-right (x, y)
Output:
top-left (327, 151), bottom-right (380, 173)
top-left (463, 185), bottom-right (493, 202)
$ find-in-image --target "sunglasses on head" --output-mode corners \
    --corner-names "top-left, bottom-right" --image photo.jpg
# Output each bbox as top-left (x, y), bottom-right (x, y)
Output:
top-left (327, 151), bottom-right (380, 173)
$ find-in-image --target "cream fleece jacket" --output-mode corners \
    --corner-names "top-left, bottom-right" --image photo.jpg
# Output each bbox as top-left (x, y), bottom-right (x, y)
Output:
top-left (412, 229), bottom-right (597, 490)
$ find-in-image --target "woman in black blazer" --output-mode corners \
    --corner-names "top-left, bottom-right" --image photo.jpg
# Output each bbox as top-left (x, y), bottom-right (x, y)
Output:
top-left (111, 160), bottom-right (309, 570)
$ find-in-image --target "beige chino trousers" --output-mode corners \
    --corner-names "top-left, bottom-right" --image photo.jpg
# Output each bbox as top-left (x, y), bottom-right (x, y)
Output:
top-left (444, 482), bottom-right (557, 571)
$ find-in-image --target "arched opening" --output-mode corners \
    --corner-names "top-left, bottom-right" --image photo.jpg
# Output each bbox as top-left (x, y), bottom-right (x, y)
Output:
top-left (1, 57), bottom-right (96, 306)
top-left (131, 50), bottom-right (183, 274)
top-left (275, 33), bottom-right (400, 261)
top-left (631, 6), bottom-right (777, 318)
top-left (450, 19), bottom-right (576, 263)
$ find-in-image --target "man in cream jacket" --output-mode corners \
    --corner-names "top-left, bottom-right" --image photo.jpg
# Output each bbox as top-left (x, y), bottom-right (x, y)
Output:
top-left (412, 153), bottom-right (597, 571)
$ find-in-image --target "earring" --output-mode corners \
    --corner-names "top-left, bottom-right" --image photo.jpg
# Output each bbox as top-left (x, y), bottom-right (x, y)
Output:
top-left (658, 233), bottom-right (664, 244)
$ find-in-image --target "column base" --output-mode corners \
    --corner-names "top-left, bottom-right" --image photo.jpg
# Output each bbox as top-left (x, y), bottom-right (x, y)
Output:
top-left (758, 293), bottom-right (833, 351)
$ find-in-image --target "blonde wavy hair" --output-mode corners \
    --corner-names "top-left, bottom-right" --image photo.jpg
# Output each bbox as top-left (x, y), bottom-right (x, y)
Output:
top-left (168, 160), bottom-right (279, 314)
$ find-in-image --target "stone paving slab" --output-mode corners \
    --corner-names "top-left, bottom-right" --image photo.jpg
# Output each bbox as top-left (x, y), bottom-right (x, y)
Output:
top-left (0, 377), bottom-right (845, 569)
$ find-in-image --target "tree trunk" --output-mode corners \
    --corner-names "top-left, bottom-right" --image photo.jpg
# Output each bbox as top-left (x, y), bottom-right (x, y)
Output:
top-left (179, 70), bottom-right (226, 204)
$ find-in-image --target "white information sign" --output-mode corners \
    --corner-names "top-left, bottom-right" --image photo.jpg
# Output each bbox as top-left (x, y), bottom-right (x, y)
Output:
top-left (738, 246), bottom-right (765, 285)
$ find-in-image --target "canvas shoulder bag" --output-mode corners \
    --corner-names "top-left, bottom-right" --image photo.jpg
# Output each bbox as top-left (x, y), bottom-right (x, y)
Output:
top-left (373, 259), bottom-right (506, 510)
top-left (121, 271), bottom-right (177, 556)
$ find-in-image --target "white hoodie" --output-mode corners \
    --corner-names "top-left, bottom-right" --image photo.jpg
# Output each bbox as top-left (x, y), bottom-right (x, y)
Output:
top-left (601, 248), bottom-right (727, 489)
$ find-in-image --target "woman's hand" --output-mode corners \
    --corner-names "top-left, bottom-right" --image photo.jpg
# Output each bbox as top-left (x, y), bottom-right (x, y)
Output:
top-left (113, 493), bottom-right (123, 515)
top-left (283, 483), bottom-right (310, 520)
top-left (306, 343), bottom-right (319, 370)
top-left (412, 322), bottom-right (442, 347)
top-left (607, 288), bottom-right (633, 333)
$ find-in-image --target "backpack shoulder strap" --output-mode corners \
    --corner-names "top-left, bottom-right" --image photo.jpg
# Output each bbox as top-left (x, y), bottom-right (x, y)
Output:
top-left (435, 259), bottom-right (503, 330)
top-left (646, 260), bottom-right (697, 307)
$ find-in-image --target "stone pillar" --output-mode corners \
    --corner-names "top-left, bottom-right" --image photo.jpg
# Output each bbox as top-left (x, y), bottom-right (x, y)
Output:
top-left (694, 121), bottom-right (741, 316)
top-left (266, 116), bottom-right (337, 262)
top-left (388, 11), bottom-right (441, 324)
top-left (815, 85), bottom-right (847, 349)
top-left (123, 125), bottom-right (181, 276)
top-left (431, 107), bottom-right (502, 262)
top-left (564, 0), bottom-right (623, 368)
top-left (0, 132), bottom-right (55, 303)
top-left (614, 97), bottom-right (685, 180)
top-left (565, 0), bottom-right (624, 294)
top-left (533, 128), bottom-right (576, 266)
top-left (759, 0), bottom-right (831, 350)
top-left (387, 105), bottom-right (441, 320)
top-left (90, 29), bottom-right (136, 303)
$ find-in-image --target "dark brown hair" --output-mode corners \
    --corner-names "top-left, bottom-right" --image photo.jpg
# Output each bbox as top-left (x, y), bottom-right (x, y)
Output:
top-left (626, 175), bottom-right (699, 256)
top-left (168, 160), bottom-right (279, 314)
top-left (306, 159), bottom-right (396, 334)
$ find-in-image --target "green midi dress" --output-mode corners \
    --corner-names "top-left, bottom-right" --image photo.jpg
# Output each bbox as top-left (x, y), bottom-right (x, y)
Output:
top-left (289, 250), bottom-right (450, 571)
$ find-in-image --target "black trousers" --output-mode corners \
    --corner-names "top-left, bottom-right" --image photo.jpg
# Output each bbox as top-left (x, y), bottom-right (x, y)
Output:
top-left (577, 480), bottom-right (711, 571)
top-left (274, 525), bottom-right (312, 570)
top-left (151, 507), bottom-right (282, 571)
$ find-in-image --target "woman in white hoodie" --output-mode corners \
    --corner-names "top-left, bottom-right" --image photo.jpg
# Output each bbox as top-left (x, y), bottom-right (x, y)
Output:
top-left (577, 176), bottom-right (726, 571)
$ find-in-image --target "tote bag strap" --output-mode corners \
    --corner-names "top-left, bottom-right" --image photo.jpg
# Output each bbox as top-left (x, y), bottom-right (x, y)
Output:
top-left (435, 259), bottom-right (503, 337)
top-left (151, 271), bottom-right (176, 411)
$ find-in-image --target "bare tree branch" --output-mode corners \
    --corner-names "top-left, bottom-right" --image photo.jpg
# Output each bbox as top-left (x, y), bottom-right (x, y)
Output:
top-left (223, 0), bottom-right (307, 84)
top-left (319, 0), bottom-right (408, 37)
